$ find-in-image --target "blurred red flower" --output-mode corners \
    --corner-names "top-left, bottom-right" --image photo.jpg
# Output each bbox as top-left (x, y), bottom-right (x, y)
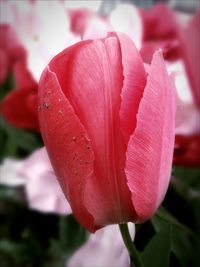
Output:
top-left (1, 60), bottom-right (39, 131)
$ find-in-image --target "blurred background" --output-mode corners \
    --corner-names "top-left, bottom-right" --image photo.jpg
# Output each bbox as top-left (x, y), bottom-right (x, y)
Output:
top-left (0, 0), bottom-right (200, 266)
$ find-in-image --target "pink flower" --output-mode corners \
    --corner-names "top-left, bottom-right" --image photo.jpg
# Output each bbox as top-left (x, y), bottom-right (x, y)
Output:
top-left (179, 11), bottom-right (200, 108)
top-left (140, 4), bottom-right (180, 63)
top-left (38, 32), bottom-right (176, 232)
top-left (67, 223), bottom-right (135, 267)
top-left (68, 8), bottom-right (94, 37)
top-left (167, 61), bottom-right (200, 167)
top-left (0, 147), bottom-right (71, 215)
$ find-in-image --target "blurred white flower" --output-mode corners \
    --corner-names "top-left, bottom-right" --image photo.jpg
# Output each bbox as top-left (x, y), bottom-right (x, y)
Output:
top-left (67, 223), bottom-right (135, 267)
top-left (0, 158), bottom-right (25, 186)
top-left (82, 3), bottom-right (143, 50)
top-left (109, 4), bottom-right (143, 50)
top-left (0, 147), bottom-right (71, 215)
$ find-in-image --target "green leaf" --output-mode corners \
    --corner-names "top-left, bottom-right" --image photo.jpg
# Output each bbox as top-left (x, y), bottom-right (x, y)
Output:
top-left (151, 207), bottom-right (198, 267)
top-left (0, 72), bottom-right (15, 101)
top-left (141, 225), bottom-right (171, 267)
top-left (0, 116), bottom-right (42, 159)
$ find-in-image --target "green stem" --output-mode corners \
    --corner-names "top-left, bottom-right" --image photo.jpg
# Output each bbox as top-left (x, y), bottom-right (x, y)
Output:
top-left (119, 223), bottom-right (144, 267)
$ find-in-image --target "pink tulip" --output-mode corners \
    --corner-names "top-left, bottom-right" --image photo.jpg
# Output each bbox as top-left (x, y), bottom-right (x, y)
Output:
top-left (38, 32), bottom-right (176, 232)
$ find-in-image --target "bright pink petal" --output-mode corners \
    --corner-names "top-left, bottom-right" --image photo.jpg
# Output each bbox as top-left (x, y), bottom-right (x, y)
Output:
top-left (38, 67), bottom-right (96, 232)
top-left (48, 35), bottom-right (135, 227)
top-left (125, 51), bottom-right (176, 222)
top-left (116, 32), bottom-right (147, 144)
top-left (180, 11), bottom-right (200, 108)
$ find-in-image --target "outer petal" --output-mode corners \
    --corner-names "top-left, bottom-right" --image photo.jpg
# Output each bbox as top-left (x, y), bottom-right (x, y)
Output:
top-left (47, 35), bottom-right (136, 227)
top-left (116, 32), bottom-right (147, 144)
top-left (125, 51), bottom-right (176, 222)
top-left (38, 67), bottom-right (96, 232)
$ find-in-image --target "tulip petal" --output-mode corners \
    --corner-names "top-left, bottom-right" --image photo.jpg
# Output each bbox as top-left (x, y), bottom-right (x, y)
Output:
top-left (116, 32), bottom-right (147, 144)
top-left (125, 51), bottom-right (176, 221)
top-left (38, 67), bottom-right (96, 232)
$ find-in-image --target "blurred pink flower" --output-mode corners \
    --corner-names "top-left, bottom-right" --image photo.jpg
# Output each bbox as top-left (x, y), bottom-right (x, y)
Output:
top-left (167, 60), bottom-right (200, 136)
top-left (0, 147), bottom-right (71, 215)
top-left (167, 61), bottom-right (200, 167)
top-left (68, 8), bottom-right (94, 37)
top-left (179, 11), bottom-right (200, 108)
top-left (0, 23), bottom-right (26, 84)
top-left (21, 147), bottom-right (71, 214)
top-left (67, 223), bottom-right (135, 267)
top-left (140, 4), bottom-right (180, 63)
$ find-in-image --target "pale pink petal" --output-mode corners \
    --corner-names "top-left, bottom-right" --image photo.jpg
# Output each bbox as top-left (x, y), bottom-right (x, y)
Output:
top-left (21, 147), bottom-right (71, 215)
top-left (125, 51), bottom-right (176, 222)
top-left (67, 223), bottom-right (135, 267)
